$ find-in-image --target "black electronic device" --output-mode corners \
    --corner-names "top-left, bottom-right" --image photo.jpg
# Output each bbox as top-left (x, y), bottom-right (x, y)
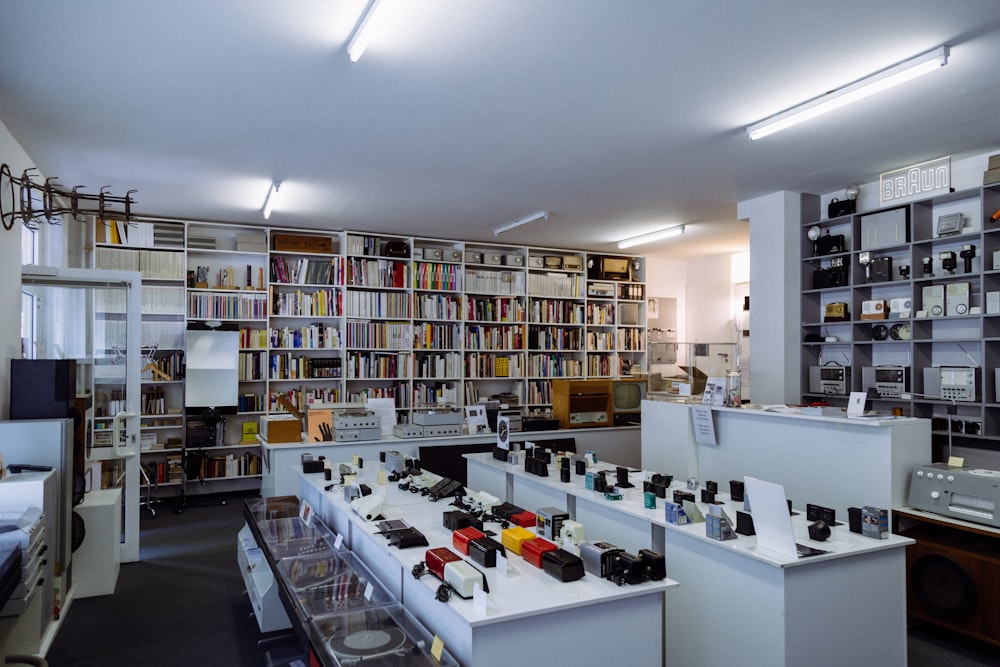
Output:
top-left (940, 251), bottom-right (957, 274)
top-left (808, 520), bottom-right (831, 542)
top-left (806, 503), bottom-right (837, 526)
top-left (541, 548), bottom-right (585, 582)
top-left (389, 527), bottom-right (429, 549)
top-left (381, 240), bottom-right (409, 257)
top-left (922, 256), bottom-right (934, 276)
top-left (847, 507), bottom-right (863, 534)
top-left (729, 480), bottom-right (745, 502)
top-left (705, 480), bottom-right (718, 494)
top-left (700, 489), bottom-right (717, 504)
top-left (615, 466), bottom-right (634, 488)
top-left (492, 502), bottom-right (526, 522)
top-left (872, 324), bottom-right (889, 341)
top-left (575, 460), bottom-right (586, 475)
top-left (7, 463), bottom-right (54, 473)
top-left (960, 244), bottom-right (976, 273)
top-left (828, 197), bottom-right (856, 218)
top-left (468, 536), bottom-right (505, 568)
top-left (560, 467), bottom-right (571, 483)
top-left (638, 549), bottom-right (666, 581)
top-left (735, 510), bottom-right (755, 536)
top-left (871, 256), bottom-right (892, 282)
top-left (610, 551), bottom-right (645, 586)
top-left (673, 489), bottom-right (695, 505)
top-left (443, 510), bottom-right (482, 532)
top-left (899, 264), bottom-right (910, 279)
top-left (814, 232), bottom-right (846, 256)
top-left (430, 479), bottom-right (463, 501)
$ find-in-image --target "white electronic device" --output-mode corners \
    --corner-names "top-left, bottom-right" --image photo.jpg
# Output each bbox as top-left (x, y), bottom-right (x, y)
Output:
top-left (945, 281), bottom-right (971, 316)
top-left (988, 291), bottom-right (1000, 315)
top-left (503, 254), bottom-right (523, 266)
top-left (351, 493), bottom-right (387, 521)
top-left (860, 299), bottom-right (887, 320)
top-left (922, 284), bottom-right (945, 317)
top-left (908, 463), bottom-right (1000, 527)
top-left (443, 560), bottom-right (487, 599)
top-left (560, 519), bottom-right (585, 545)
top-left (808, 365), bottom-right (850, 395)
top-left (569, 411), bottom-right (608, 424)
top-left (861, 366), bottom-right (909, 398)
top-left (923, 366), bottom-right (977, 402)
top-left (422, 424), bottom-right (464, 437)
top-left (393, 424), bottom-right (424, 439)
top-left (528, 256), bottom-right (544, 269)
top-left (888, 297), bottom-right (912, 319)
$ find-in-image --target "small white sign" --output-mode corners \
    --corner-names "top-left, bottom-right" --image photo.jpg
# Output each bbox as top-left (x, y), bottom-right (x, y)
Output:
top-left (880, 156), bottom-right (951, 205)
top-left (847, 391), bottom-right (867, 417)
top-left (691, 405), bottom-right (718, 446)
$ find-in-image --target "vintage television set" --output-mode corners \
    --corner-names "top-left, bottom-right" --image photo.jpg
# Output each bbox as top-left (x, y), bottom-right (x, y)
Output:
top-left (587, 255), bottom-right (632, 281)
top-left (610, 377), bottom-right (647, 426)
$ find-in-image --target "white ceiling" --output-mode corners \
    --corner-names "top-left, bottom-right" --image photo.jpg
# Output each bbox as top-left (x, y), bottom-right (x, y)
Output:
top-left (3, 1), bottom-right (1000, 259)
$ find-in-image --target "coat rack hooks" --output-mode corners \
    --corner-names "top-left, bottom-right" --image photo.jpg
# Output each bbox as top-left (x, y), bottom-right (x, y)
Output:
top-left (0, 162), bottom-right (137, 231)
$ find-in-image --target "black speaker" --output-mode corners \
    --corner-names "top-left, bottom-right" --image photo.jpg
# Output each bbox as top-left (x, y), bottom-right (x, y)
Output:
top-left (10, 359), bottom-right (77, 420)
top-left (905, 526), bottom-right (1000, 645)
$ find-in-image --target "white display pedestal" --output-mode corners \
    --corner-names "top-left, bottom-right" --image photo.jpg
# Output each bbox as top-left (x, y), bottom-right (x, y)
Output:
top-left (72, 489), bottom-right (122, 598)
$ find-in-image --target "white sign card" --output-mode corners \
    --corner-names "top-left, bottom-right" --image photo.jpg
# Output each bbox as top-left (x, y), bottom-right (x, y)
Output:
top-left (465, 405), bottom-right (489, 434)
top-left (366, 397), bottom-right (397, 436)
top-left (690, 405), bottom-right (718, 446)
top-left (496, 415), bottom-right (511, 450)
top-left (847, 391), bottom-right (867, 417)
top-left (702, 377), bottom-right (726, 406)
top-left (743, 476), bottom-right (797, 559)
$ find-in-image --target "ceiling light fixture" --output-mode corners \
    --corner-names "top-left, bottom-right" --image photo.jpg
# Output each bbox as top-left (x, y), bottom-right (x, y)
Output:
top-left (346, 0), bottom-right (384, 63)
top-left (493, 210), bottom-right (549, 237)
top-left (747, 45), bottom-right (949, 141)
top-left (617, 225), bottom-right (685, 249)
top-left (262, 180), bottom-right (281, 219)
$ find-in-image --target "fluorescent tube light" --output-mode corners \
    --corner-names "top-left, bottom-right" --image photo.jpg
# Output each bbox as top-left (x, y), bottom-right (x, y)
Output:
top-left (617, 225), bottom-right (685, 249)
top-left (493, 210), bottom-right (549, 237)
top-left (262, 180), bottom-right (281, 220)
top-left (747, 46), bottom-right (949, 141)
top-left (347, 0), bottom-right (383, 63)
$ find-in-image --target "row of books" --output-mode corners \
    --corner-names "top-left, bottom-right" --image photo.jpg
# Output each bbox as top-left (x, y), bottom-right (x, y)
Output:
top-left (270, 324), bottom-right (342, 349)
top-left (187, 292), bottom-right (268, 320)
top-left (270, 287), bottom-right (341, 317)
top-left (414, 293), bottom-right (462, 320)
top-left (527, 272), bottom-right (582, 298)
top-left (413, 381), bottom-right (459, 407)
top-left (345, 290), bottom-right (411, 319)
top-left (464, 324), bottom-right (524, 350)
top-left (346, 258), bottom-right (408, 288)
top-left (194, 452), bottom-right (261, 479)
top-left (464, 353), bottom-right (523, 379)
top-left (527, 353), bottom-right (584, 378)
top-left (269, 354), bottom-right (342, 380)
top-left (527, 326), bottom-right (582, 350)
top-left (270, 255), bottom-right (344, 285)
top-left (412, 322), bottom-right (460, 350)
top-left (528, 299), bottom-right (585, 325)
top-left (413, 351), bottom-right (463, 379)
top-left (268, 387), bottom-right (343, 414)
top-left (466, 295), bottom-right (525, 323)
top-left (413, 261), bottom-right (463, 291)
top-left (344, 351), bottom-right (409, 380)
top-left (346, 384), bottom-right (411, 408)
top-left (585, 302), bottom-right (615, 325)
top-left (464, 268), bottom-right (525, 295)
top-left (345, 320), bottom-right (412, 350)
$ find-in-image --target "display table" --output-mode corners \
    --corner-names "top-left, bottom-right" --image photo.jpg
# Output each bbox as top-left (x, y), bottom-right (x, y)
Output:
top-left (640, 400), bottom-right (931, 520)
top-left (261, 425), bottom-right (639, 498)
top-left (465, 451), bottom-right (914, 666)
top-left (297, 464), bottom-right (676, 667)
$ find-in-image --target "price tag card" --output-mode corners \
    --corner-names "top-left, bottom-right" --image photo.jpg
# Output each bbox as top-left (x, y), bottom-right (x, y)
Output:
top-left (364, 582), bottom-right (373, 600)
top-left (377, 470), bottom-right (387, 486)
top-left (473, 582), bottom-right (487, 614)
top-left (431, 635), bottom-right (445, 661)
top-left (334, 533), bottom-right (344, 550)
top-left (496, 552), bottom-right (508, 576)
top-left (299, 500), bottom-right (314, 525)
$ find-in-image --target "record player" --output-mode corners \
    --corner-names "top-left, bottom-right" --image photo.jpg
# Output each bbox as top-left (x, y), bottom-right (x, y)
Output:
top-left (311, 603), bottom-right (458, 666)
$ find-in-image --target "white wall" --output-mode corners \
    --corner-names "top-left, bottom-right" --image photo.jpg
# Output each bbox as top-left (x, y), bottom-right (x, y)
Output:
top-left (645, 256), bottom-right (686, 341)
top-left (0, 120), bottom-right (30, 419)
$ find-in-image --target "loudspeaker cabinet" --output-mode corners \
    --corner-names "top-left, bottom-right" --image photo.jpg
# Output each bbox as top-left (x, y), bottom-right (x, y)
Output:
top-left (900, 518), bottom-right (1000, 647)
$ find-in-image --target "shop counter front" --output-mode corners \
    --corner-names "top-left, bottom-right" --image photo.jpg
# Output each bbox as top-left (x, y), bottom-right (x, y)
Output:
top-left (640, 400), bottom-right (931, 521)
top-left (297, 463), bottom-right (675, 667)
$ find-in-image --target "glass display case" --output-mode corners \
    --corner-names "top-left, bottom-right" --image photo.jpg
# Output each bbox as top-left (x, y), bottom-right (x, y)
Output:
top-left (647, 341), bottom-right (740, 401)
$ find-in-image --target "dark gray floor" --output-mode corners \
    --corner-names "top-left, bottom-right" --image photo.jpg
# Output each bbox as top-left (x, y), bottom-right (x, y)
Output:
top-left (44, 493), bottom-right (999, 666)
top-left (46, 492), bottom-right (295, 667)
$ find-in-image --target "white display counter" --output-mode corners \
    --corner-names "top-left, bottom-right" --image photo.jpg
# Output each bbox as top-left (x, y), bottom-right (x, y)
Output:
top-left (262, 425), bottom-right (639, 498)
top-left (640, 400), bottom-right (931, 520)
top-left (464, 451), bottom-right (913, 666)
top-left (297, 464), bottom-right (675, 667)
